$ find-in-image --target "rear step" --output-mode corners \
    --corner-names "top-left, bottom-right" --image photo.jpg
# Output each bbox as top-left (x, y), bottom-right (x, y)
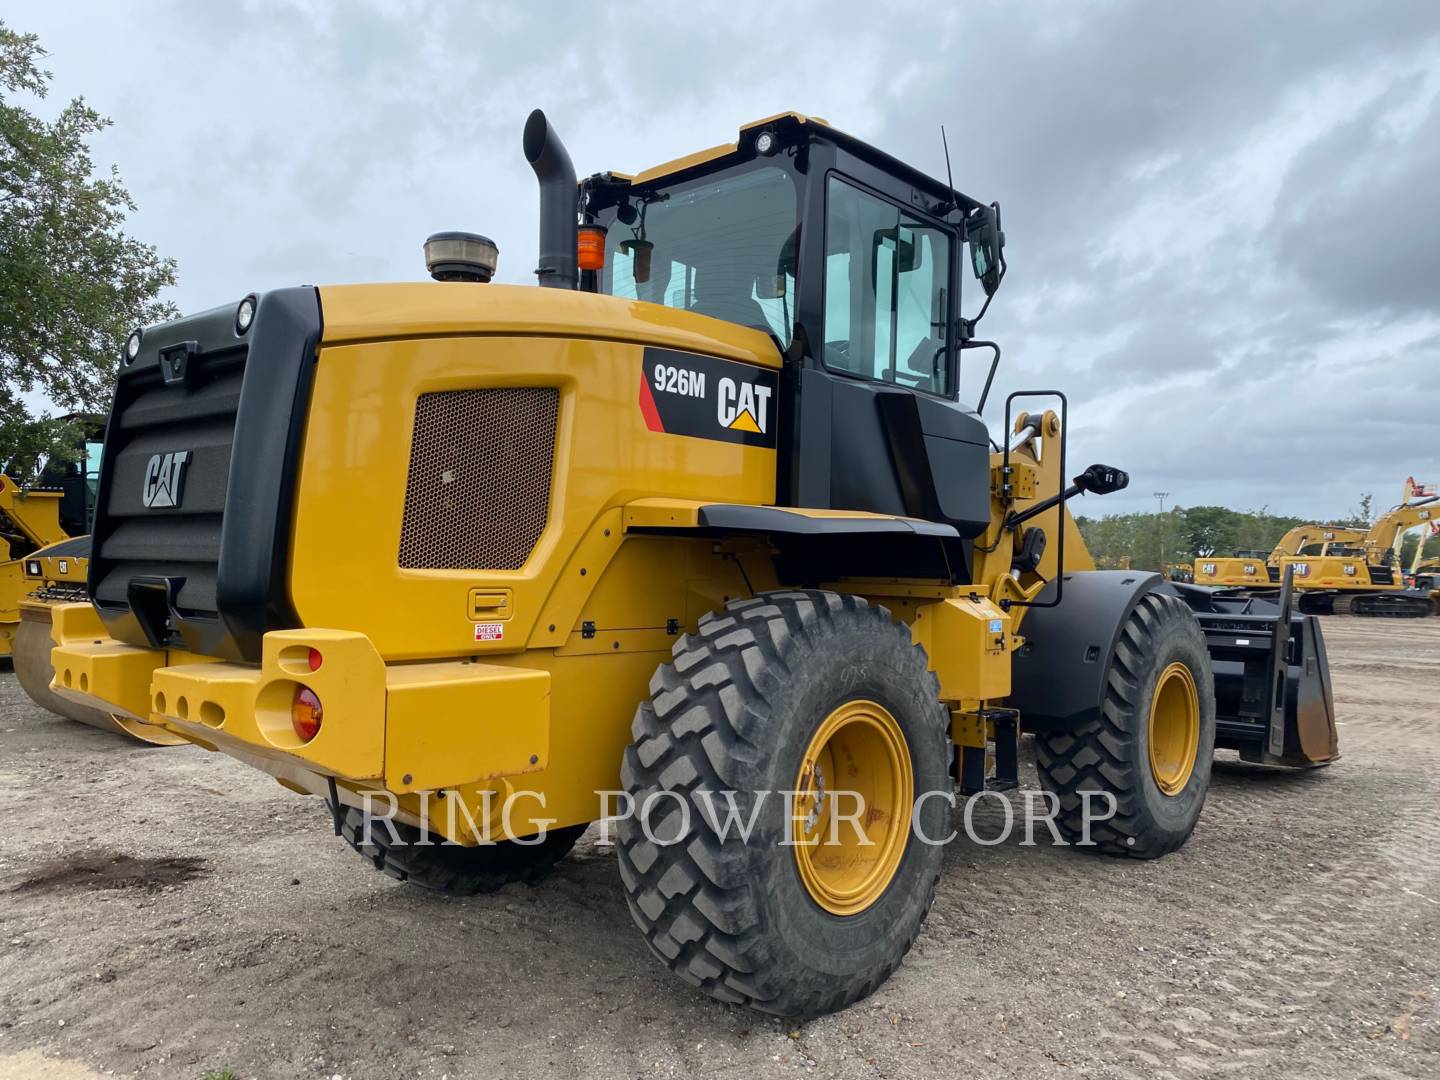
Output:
top-left (1162, 568), bottom-right (1339, 768)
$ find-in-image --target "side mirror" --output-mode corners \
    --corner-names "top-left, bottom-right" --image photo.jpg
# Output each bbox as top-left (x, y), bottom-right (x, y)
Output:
top-left (1074, 463), bottom-right (1130, 496)
top-left (965, 204), bottom-right (1005, 297)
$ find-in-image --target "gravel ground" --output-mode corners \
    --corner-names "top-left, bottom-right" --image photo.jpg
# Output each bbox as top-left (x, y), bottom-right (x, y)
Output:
top-left (0, 617), bottom-right (1436, 1080)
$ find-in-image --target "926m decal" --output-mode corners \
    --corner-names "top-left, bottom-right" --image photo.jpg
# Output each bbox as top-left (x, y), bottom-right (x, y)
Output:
top-left (638, 347), bottom-right (778, 448)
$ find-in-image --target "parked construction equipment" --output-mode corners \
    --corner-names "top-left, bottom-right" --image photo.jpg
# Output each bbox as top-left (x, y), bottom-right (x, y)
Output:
top-left (2, 421), bottom-right (180, 742)
top-left (1276, 494), bottom-right (1440, 616)
top-left (1193, 524), bottom-right (1364, 587)
top-left (0, 474), bottom-right (70, 659)
top-left (47, 111), bottom-right (1338, 1017)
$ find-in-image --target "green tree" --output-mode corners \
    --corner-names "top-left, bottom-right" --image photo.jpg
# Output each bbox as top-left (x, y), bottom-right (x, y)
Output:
top-left (1079, 505), bottom-right (1308, 570)
top-left (0, 21), bottom-right (176, 477)
top-left (1178, 505), bottom-right (1242, 558)
top-left (1338, 492), bottom-right (1374, 529)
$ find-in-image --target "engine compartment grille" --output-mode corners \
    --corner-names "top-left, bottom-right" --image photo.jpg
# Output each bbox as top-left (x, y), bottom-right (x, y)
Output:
top-left (398, 387), bottom-right (559, 570)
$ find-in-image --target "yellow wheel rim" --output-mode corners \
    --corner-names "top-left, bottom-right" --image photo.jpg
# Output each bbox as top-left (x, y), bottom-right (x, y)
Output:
top-left (792, 700), bottom-right (913, 916)
top-left (1147, 662), bottom-right (1200, 796)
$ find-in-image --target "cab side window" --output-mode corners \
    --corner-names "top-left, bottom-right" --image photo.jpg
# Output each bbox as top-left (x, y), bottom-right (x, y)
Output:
top-left (822, 177), bottom-right (951, 395)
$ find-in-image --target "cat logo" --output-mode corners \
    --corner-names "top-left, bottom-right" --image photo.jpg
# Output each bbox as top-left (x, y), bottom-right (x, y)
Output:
top-left (141, 450), bottom-right (192, 509)
top-left (638, 347), bottom-right (778, 448)
top-left (717, 376), bottom-right (771, 435)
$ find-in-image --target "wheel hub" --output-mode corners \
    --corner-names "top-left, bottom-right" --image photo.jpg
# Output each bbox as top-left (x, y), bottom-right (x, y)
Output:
top-left (1148, 662), bottom-right (1200, 796)
top-left (792, 700), bottom-right (913, 916)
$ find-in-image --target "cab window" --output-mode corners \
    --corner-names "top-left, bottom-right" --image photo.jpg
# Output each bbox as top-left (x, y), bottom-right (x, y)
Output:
top-left (822, 176), bottom-right (951, 395)
top-left (604, 165), bottom-right (798, 347)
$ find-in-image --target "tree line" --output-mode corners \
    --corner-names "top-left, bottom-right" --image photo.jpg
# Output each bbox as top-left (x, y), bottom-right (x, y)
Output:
top-left (1076, 498), bottom-right (1440, 571)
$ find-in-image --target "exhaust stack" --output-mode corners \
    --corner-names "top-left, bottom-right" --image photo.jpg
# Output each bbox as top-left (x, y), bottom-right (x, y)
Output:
top-left (524, 109), bottom-right (578, 290)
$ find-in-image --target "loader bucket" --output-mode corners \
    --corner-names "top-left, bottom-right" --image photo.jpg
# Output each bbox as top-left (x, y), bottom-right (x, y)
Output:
top-left (13, 605), bottom-right (185, 746)
top-left (1161, 577), bottom-right (1339, 768)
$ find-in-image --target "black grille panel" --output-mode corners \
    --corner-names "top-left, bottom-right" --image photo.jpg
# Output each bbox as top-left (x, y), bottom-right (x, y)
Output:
top-left (398, 388), bottom-right (559, 570)
top-left (88, 289), bottom-right (322, 661)
top-left (92, 346), bottom-right (244, 638)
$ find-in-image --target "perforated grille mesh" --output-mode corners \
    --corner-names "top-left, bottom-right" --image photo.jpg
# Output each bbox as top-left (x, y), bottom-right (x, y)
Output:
top-left (398, 387), bottom-right (559, 570)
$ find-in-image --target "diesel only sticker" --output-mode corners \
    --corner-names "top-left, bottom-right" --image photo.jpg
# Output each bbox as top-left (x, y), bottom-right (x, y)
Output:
top-left (638, 347), bottom-right (778, 448)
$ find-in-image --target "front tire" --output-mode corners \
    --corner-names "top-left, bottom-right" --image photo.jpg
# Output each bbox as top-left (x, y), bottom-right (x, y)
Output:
top-left (1034, 591), bottom-right (1216, 858)
top-left (616, 591), bottom-right (951, 1018)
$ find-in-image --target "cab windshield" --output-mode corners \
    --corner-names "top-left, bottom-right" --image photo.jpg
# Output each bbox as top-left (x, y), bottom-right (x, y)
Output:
top-left (599, 164), bottom-right (798, 347)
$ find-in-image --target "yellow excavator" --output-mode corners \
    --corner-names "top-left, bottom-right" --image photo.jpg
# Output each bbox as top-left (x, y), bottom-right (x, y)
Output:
top-left (1193, 524), bottom-right (1364, 587)
top-left (1272, 493), bottom-right (1440, 616)
top-left (1412, 557), bottom-right (1440, 592)
top-left (1403, 481), bottom-right (1440, 590)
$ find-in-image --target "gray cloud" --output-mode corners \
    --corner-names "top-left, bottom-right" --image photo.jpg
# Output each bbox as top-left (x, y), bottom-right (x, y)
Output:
top-left (10, 0), bottom-right (1440, 519)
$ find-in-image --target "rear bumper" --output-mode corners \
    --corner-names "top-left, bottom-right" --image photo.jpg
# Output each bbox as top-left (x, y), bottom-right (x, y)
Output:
top-left (47, 603), bottom-right (549, 794)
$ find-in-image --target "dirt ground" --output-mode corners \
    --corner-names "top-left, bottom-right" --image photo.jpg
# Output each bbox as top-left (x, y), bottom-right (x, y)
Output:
top-left (0, 617), bottom-right (1436, 1080)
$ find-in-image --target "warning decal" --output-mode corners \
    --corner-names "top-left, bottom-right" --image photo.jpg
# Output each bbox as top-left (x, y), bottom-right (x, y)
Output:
top-left (638, 347), bottom-right (779, 449)
top-left (474, 622), bottom-right (504, 642)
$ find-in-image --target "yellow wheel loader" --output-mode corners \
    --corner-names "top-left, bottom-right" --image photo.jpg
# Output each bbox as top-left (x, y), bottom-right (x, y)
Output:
top-left (0, 473), bottom-right (68, 659)
top-left (16, 536), bottom-right (184, 744)
top-left (2, 422), bottom-right (182, 743)
top-left (48, 111), bottom-right (1338, 1017)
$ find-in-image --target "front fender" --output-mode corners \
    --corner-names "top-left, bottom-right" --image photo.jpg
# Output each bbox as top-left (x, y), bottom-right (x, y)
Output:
top-left (1004, 570), bottom-right (1162, 733)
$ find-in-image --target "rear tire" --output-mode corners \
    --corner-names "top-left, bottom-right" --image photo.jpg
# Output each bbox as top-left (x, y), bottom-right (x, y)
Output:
top-left (1034, 591), bottom-right (1215, 859)
top-left (338, 806), bottom-right (585, 895)
top-left (616, 591), bottom-right (951, 1018)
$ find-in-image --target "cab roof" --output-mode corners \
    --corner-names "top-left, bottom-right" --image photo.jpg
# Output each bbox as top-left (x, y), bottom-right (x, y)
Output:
top-left (600, 111), bottom-right (985, 215)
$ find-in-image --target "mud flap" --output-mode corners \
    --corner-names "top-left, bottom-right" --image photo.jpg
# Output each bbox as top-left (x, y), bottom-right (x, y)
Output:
top-left (1162, 570), bottom-right (1339, 767)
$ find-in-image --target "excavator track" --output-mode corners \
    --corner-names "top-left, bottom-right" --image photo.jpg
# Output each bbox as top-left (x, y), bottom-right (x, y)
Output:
top-left (1332, 591), bottom-right (1437, 618)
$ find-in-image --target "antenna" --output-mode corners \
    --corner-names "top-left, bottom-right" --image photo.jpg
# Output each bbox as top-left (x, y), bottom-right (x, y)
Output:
top-left (940, 125), bottom-right (956, 212)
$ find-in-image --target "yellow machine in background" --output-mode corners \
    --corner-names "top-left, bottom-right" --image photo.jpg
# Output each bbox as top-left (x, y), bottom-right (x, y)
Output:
top-left (14, 536), bottom-right (184, 745)
top-left (47, 110), bottom-right (1337, 1018)
top-left (0, 475), bottom-right (72, 657)
top-left (1, 425), bottom-right (181, 743)
top-left (1274, 494), bottom-right (1440, 616)
top-left (1193, 524), bottom-right (1364, 587)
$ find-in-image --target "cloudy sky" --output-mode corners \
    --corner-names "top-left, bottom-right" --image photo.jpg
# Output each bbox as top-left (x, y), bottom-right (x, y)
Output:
top-left (12, 0), bottom-right (1440, 518)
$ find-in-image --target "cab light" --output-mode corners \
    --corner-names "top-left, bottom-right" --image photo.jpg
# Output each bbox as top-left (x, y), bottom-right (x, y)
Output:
top-left (577, 224), bottom-right (606, 271)
top-left (292, 686), bottom-right (323, 743)
top-left (235, 295), bottom-right (256, 335)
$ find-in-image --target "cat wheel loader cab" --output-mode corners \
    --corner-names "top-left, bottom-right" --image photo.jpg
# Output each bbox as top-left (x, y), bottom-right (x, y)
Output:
top-left (49, 109), bottom-right (1339, 1019)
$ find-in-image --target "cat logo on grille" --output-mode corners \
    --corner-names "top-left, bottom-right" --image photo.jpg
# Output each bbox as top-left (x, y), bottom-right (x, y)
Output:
top-left (141, 450), bottom-right (191, 509)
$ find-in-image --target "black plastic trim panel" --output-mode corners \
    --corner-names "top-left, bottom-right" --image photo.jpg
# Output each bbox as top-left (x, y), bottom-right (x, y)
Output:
top-left (89, 287), bottom-right (322, 662)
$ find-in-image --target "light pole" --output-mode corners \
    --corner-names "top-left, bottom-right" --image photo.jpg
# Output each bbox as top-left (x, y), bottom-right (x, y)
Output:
top-left (1154, 491), bottom-right (1169, 571)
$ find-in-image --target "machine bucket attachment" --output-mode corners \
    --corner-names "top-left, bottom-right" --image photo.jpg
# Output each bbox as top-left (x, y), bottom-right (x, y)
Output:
top-left (1164, 570), bottom-right (1339, 768)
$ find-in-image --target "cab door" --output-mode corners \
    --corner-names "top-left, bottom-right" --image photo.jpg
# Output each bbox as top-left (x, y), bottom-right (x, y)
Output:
top-left (790, 174), bottom-right (990, 536)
